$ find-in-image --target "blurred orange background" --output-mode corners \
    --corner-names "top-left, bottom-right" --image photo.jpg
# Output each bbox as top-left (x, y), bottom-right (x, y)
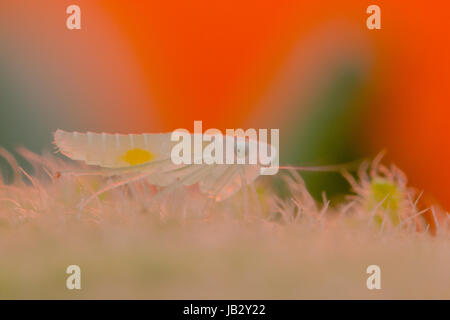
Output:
top-left (0, 1), bottom-right (449, 208)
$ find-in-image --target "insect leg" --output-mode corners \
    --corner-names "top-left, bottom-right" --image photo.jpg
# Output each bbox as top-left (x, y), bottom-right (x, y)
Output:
top-left (201, 166), bottom-right (239, 218)
top-left (249, 179), bottom-right (262, 218)
top-left (146, 164), bottom-right (209, 208)
top-left (56, 159), bottom-right (172, 179)
top-left (77, 160), bottom-right (170, 212)
top-left (239, 166), bottom-right (250, 218)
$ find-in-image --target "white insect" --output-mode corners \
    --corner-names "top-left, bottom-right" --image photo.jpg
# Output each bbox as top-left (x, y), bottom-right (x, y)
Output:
top-left (54, 130), bottom-right (272, 212)
top-left (54, 129), bottom-right (351, 213)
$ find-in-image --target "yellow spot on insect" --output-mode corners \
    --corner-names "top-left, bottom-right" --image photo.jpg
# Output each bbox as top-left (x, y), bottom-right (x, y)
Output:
top-left (121, 148), bottom-right (155, 165)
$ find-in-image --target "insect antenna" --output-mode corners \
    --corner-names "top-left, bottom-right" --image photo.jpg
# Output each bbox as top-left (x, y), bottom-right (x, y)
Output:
top-left (278, 159), bottom-right (362, 172)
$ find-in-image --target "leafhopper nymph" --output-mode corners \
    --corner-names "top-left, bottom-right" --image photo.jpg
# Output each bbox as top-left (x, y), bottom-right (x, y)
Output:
top-left (53, 128), bottom-right (278, 214)
top-left (54, 126), bottom-right (348, 215)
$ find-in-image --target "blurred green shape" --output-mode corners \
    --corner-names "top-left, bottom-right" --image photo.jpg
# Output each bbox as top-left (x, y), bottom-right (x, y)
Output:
top-left (280, 64), bottom-right (370, 201)
top-left (0, 58), bottom-right (53, 182)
